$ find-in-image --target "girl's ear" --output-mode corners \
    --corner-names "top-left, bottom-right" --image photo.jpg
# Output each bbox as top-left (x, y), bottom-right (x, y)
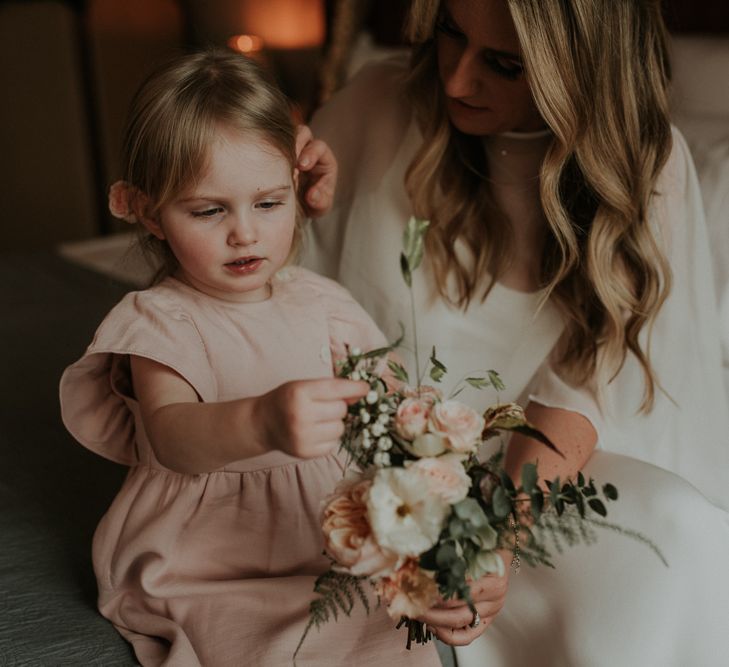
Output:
top-left (138, 212), bottom-right (165, 240)
top-left (133, 192), bottom-right (165, 240)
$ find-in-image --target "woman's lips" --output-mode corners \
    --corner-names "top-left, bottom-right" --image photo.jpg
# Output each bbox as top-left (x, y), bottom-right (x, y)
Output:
top-left (449, 98), bottom-right (490, 114)
top-left (224, 257), bottom-right (264, 275)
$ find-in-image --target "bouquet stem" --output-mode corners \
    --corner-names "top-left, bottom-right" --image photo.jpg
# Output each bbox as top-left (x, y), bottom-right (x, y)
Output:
top-left (395, 617), bottom-right (434, 650)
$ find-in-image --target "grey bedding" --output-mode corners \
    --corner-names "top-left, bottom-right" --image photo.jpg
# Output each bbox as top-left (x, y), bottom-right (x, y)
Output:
top-left (0, 252), bottom-right (137, 665)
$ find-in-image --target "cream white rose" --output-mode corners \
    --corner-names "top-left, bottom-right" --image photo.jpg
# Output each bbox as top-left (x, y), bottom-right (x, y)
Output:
top-left (366, 467), bottom-right (450, 556)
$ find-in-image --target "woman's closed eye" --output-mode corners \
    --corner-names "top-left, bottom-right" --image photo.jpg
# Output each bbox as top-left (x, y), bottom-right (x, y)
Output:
top-left (435, 14), bottom-right (465, 41)
top-left (484, 54), bottom-right (524, 81)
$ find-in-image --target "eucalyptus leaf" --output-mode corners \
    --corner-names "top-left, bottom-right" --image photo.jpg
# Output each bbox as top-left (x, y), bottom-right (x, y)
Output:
top-left (521, 462), bottom-right (538, 494)
top-left (492, 486), bottom-right (512, 519)
top-left (400, 252), bottom-right (412, 287)
top-left (465, 376), bottom-right (490, 390)
top-left (487, 370), bottom-right (506, 391)
top-left (436, 543), bottom-right (458, 568)
top-left (402, 216), bottom-right (430, 273)
top-left (387, 360), bottom-right (409, 384)
top-left (588, 498), bottom-right (608, 517)
top-left (429, 365), bottom-right (445, 383)
top-left (603, 483), bottom-right (619, 501)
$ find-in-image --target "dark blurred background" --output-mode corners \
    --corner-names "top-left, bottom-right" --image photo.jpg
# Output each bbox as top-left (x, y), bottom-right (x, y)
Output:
top-left (0, 0), bottom-right (727, 254)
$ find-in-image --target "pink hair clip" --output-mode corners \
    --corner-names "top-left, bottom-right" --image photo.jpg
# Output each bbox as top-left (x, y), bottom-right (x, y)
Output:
top-left (108, 181), bottom-right (139, 224)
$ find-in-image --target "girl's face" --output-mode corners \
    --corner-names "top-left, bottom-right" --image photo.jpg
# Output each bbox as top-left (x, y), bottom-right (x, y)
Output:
top-left (148, 127), bottom-right (296, 303)
top-left (436, 0), bottom-right (545, 135)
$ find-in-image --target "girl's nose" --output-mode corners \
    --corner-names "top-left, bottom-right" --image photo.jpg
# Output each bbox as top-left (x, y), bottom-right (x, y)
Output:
top-left (227, 215), bottom-right (257, 246)
top-left (443, 49), bottom-right (481, 99)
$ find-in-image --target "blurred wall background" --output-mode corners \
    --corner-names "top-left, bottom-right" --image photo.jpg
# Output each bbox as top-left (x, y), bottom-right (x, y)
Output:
top-left (0, 0), bottom-right (727, 253)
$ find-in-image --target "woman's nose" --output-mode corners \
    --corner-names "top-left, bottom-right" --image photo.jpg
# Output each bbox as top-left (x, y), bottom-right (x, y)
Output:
top-left (443, 49), bottom-right (481, 99)
top-left (227, 215), bottom-right (257, 246)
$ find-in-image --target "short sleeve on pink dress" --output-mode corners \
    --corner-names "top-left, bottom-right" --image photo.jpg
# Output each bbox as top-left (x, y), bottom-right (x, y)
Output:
top-left (59, 288), bottom-right (216, 465)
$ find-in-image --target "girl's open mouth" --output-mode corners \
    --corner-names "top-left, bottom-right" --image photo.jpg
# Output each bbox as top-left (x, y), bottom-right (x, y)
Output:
top-left (225, 257), bottom-right (263, 274)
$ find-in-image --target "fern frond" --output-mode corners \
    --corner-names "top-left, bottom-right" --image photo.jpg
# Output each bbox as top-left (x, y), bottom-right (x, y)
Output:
top-left (584, 517), bottom-right (669, 567)
top-left (293, 570), bottom-right (372, 664)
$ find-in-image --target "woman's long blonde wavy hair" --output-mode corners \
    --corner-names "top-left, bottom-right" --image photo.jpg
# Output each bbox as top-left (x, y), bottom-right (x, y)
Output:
top-left (406, 0), bottom-right (673, 410)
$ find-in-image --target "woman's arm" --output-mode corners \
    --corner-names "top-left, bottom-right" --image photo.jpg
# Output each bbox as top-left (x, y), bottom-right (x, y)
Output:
top-left (505, 401), bottom-right (598, 485)
top-left (421, 402), bottom-right (597, 645)
top-left (130, 355), bottom-right (367, 474)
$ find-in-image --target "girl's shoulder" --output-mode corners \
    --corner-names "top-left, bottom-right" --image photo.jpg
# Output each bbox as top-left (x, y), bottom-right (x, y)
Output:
top-left (88, 278), bottom-right (205, 357)
top-left (279, 266), bottom-right (388, 358)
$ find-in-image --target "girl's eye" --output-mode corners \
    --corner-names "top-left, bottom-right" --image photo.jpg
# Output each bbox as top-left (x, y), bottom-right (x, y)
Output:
top-left (256, 200), bottom-right (284, 211)
top-left (485, 55), bottom-right (524, 81)
top-left (191, 207), bottom-right (224, 219)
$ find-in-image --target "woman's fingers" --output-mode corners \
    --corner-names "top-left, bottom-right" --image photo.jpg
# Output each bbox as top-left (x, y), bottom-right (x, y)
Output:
top-left (294, 124), bottom-right (338, 217)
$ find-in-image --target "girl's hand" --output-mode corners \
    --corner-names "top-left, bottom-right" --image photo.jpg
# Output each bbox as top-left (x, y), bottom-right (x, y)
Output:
top-left (295, 124), bottom-right (337, 217)
top-left (419, 551), bottom-right (511, 646)
top-left (255, 378), bottom-right (367, 458)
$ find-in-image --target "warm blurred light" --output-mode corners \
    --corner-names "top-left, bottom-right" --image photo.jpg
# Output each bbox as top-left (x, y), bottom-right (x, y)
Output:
top-left (241, 0), bottom-right (325, 49)
top-left (228, 34), bottom-right (264, 54)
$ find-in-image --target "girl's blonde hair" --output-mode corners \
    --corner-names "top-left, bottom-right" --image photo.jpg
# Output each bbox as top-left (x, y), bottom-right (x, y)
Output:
top-left (121, 49), bottom-right (302, 282)
top-left (405, 0), bottom-right (673, 410)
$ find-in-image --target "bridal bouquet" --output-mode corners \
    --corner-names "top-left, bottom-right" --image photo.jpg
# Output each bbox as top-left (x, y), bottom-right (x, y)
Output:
top-left (294, 218), bottom-right (658, 661)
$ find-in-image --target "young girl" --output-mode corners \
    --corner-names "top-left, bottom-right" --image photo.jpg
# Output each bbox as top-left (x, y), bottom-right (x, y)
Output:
top-left (59, 50), bottom-right (441, 667)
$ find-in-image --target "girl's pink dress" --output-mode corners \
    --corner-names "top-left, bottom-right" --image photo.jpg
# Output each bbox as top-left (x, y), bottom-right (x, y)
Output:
top-left (60, 267), bottom-right (440, 667)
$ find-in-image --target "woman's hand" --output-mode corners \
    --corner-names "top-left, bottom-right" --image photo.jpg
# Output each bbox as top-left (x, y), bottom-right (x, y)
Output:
top-left (419, 551), bottom-right (511, 646)
top-left (254, 378), bottom-right (367, 459)
top-left (295, 124), bottom-right (338, 217)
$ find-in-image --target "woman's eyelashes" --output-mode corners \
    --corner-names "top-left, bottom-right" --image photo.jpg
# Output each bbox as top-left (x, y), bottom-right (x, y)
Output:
top-left (436, 13), bottom-right (524, 81)
top-left (484, 55), bottom-right (524, 81)
top-left (435, 14), bottom-right (464, 41)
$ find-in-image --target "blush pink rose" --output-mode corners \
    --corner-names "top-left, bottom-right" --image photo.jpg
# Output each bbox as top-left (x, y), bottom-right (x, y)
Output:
top-left (402, 385), bottom-right (442, 405)
top-left (375, 559), bottom-right (440, 621)
top-left (407, 453), bottom-right (471, 504)
top-left (429, 400), bottom-right (485, 454)
top-left (394, 397), bottom-right (431, 440)
top-left (321, 479), bottom-right (399, 578)
top-left (108, 180), bottom-right (138, 224)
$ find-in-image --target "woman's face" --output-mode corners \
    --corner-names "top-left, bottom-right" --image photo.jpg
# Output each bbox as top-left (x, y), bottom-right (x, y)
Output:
top-left (436, 0), bottom-right (545, 135)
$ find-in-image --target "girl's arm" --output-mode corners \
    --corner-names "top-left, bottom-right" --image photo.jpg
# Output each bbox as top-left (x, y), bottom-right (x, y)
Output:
top-left (130, 355), bottom-right (367, 474)
top-left (421, 403), bottom-right (597, 645)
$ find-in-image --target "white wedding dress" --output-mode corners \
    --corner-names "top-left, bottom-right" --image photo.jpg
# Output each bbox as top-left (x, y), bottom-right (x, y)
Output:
top-left (303, 58), bottom-right (729, 666)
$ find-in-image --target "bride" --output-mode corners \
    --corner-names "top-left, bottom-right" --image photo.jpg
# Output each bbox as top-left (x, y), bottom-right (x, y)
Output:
top-left (302, 0), bottom-right (729, 664)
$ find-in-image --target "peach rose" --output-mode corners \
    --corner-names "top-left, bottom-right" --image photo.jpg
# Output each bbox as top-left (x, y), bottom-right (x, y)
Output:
top-left (402, 385), bottom-right (442, 405)
top-left (321, 479), bottom-right (399, 578)
top-left (394, 397), bottom-right (431, 440)
top-left (429, 400), bottom-right (485, 454)
top-left (108, 180), bottom-right (138, 224)
top-left (407, 453), bottom-right (471, 504)
top-left (375, 559), bottom-right (440, 621)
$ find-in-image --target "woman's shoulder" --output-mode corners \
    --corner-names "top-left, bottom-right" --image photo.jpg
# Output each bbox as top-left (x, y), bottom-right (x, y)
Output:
top-left (311, 54), bottom-right (412, 143)
top-left (659, 125), bottom-right (697, 195)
